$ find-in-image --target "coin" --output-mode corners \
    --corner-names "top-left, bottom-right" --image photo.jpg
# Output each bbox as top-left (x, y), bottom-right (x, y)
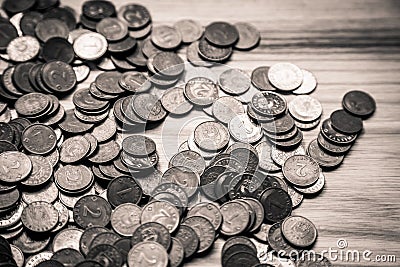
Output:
top-left (161, 87), bottom-right (193, 115)
top-left (234, 22), bottom-right (260, 50)
top-left (96, 17), bottom-right (128, 41)
top-left (330, 109), bottom-right (363, 134)
top-left (73, 32), bottom-right (108, 61)
top-left (268, 62), bottom-right (303, 91)
top-left (55, 165), bottom-right (93, 193)
top-left (182, 216), bottom-right (215, 253)
top-left (45, 7), bottom-right (77, 31)
top-left (198, 38), bottom-right (232, 62)
top-left (35, 18), bottom-right (69, 42)
top-left (6, 36), bottom-right (40, 62)
top-left (292, 69), bottom-right (317, 95)
top-left (219, 68), bottom-right (251, 95)
top-left (271, 145), bottom-right (306, 166)
top-left (281, 215), bottom-right (317, 247)
top-left (51, 248), bottom-right (84, 267)
top-left (287, 186), bottom-right (304, 208)
top-left (262, 114), bottom-right (295, 135)
top-left (260, 188), bottom-right (292, 222)
top-left (317, 133), bottom-right (351, 154)
top-left (91, 118), bottom-right (116, 143)
top-left (184, 77), bottom-right (219, 106)
top-left (21, 201), bottom-right (59, 233)
top-left (295, 171), bottom-right (325, 195)
top-left (89, 232), bottom-right (120, 250)
top-left (87, 244), bottom-right (123, 267)
top-left (131, 93), bottom-right (168, 122)
top-left (151, 25), bottom-right (181, 50)
top-left (194, 121), bottom-right (229, 151)
top-left (294, 118), bottom-right (320, 131)
top-left (187, 202), bottom-right (222, 230)
top-left (205, 22), bottom-right (238, 47)
top-left (288, 95), bottom-right (322, 122)
top-left (320, 119), bottom-right (357, 145)
top-left (22, 182), bottom-right (58, 204)
top-left (119, 71), bottom-right (150, 93)
top-left (0, 22), bottom-right (18, 50)
top-left (128, 241), bottom-right (168, 267)
top-left (131, 221), bottom-right (171, 250)
top-left (42, 37), bottom-right (74, 64)
top-left (106, 176), bottom-right (142, 207)
top-left (141, 200), bottom-right (180, 233)
top-left (220, 201), bottom-right (250, 236)
top-left (169, 150), bottom-right (206, 177)
top-left (118, 4), bottom-right (151, 29)
top-left (111, 203), bottom-right (141, 237)
top-left (282, 155), bottom-right (320, 187)
top-left (186, 41), bottom-right (214, 67)
top-left (73, 195), bottom-right (112, 228)
top-left (342, 90), bottom-right (376, 117)
top-left (251, 91), bottom-right (286, 117)
top-left (267, 222), bottom-right (299, 256)
top-left (88, 140), bottom-right (120, 163)
top-left (153, 52), bottom-right (185, 77)
top-left (122, 135), bottom-right (156, 157)
top-left (162, 166), bottom-right (199, 198)
top-left (0, 152), bottom-right (31, 183)
top-left (174, 225), bottom-right (199, 258)
top-left (59, 136), bottom-right (91, 163)
top-left (307, 139), bottom-right (344, 168)
top-left (212, 96), bottom-right (244, 124)
top-left (255, 141), bottom-right (281, 172)
top-left (229, 114), bottom-right (263, 143)
top-left (42, 61), bottom-right (77, 93)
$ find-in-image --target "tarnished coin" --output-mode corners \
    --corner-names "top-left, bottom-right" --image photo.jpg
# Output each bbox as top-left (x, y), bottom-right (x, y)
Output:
top-left (0, 22), bottom-right (18, 50)
top-left (95, 71), bottom-right (125, 95)
top-left (198, 38), bottom-right (232, 62)
top-left (21, 201), bottom-right (59, 232)
top-left (0, 151), bottom-right (32, 183)
top-left (317, 133), bottom-right (351, 155)
top-left (151, 25), bottom-right (181, 50)
top-left (89, 232), bottom-right (120, 249)
top-left (42, 37), bottom-right (74, 64)
top-left (87, 244), bottom-right (122, 267)
top-left (194, 121), bottom-right (229, 151)
top-left (42, 61), bottom-right (77, 93)
top-left (184, 77), bottom-right (219, 106)
top-left (220, 201), bottom-right (250, 235)
top-left (51, 248), bottom-right (84, 267)
top-left (10, 244), bottom-right (24, 267)
top-left (22, 181), bottom-right (58, 204)
top-left (12, 231), bottom-right (50, 254)
top-left (281, 215), bottom-right (317, 247)
top-left (53, 228), bottom-right (84, 253)
top-left (212, 96), bottom-right (244, 124)
top-left (118, 4), bottom-right (151, 29)
top-left (128, 241), bottom-right (168, 267)
top-left (73, 88), bottom-right (109, 112)
top-left (187, 202), bottom-right (222, 230)
top-left (73, 195), bottom-right (112, 228)
top-left (251, 91), bottom-right (286, 117)
top-left (267, 222), bottom-right (299, 256)
top-left (73, 32), bottom-right (108, 61)
top-left (22, 124), bottom-right (57, 155)
top-left (307, 139), bottom-right (344, 168)
top-left (287, 186), bottom-right (304, 208)
top-left (55, 165), bottom-right (93, 193)
top-left (174, 19), bottom-right (203, 43)
top-left (131, 222), bottom-right (171, 250)
top-left (111, 203), bottom-right (141, 237)
top-left (161, 87), bottom-right (193, 115)
top-left (168, 237), bottom-right (184, 267)
top-left (288, 95), bottom-right (322, 122)
top-left (182, 216), bottom-right (215, 253)
top-left (122, 135), bottom-right (156, 157)
top-left (59, 136), bottom-right (91, 163)
top-left (283, 155), bottom-right (320, 187)
top-left (330, 109), bottom-right (363, 134)
top-left (169, 150), bottom-right (206, 176)
top-left (174, 225), bottom-right (199, 258)
top-left (292, 69), bottom-right (317, 95)
top-left (79, 227), bottom-right (109, 256)
top-left (260, 188), bottom-right (292, 222)
top-left (342, 90), bottom-right (376, 117)
top-left (59, 109), bottom-right (94, 134)
top-left (96, 17), bottom-right (128, 41)
top-left (141, 200), bottom-right (180, 233)
top-left (205, 22), bottom-right (238, 47)
top-left (131, 93), bottom-right (168, 122)
top-left (262, 114), bottom-right (295, 134)
top-left (234, 22), bottom-right (260, 50)
top-left (219, 68), bottom-right (251, 95)
top-left (268, 62), bottom-right (303, 91)
top-left (6, 36), bottom-right (40, 62)
top-left (35, 18), bottom-right (69, 42)
top-left (106, 176), bottom-right (142, 207)
top-left (229, 114), bottom-right (263, 143)
top-left (320, 119), bottom-right (357, 145)
top-left (91, 118), bottom-right (116, 143)
top-left (223, 251), bottom-right (260, 267)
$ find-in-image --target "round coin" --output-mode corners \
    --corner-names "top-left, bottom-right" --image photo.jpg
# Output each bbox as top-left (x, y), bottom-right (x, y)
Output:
top-left (259, 188), bottom-right (292, 222)
top-left (106, 176), bottom-right (142, 207)
top-left (128, 241), bottom-right (168, 267)
top-left (282, 155), bottom-right (320, 187)
top-left (131, 222), bottom-right (171, 250)
top-left (21, 201), bottom-right (59, 232)
top-left (205, 22), bottom-right (238, 47)
top-left (0, 151), bottom-right (32, 183)
top-left (288, 95), bottom-right (322, 122)
top-left (141, 201), bottom-right (180, 233)
top-left (268, 62), bottom-right (303, 91)
top-left (330, 109), bottom-right (363, 134)
top-left (182, 216), bottom-right (215, 253)
top-left (184, 77), bottom-right (219, 106)
top-left (174, 225), bottom-right (199, 258)
top-left (219, 68), bottom-right (251, 95)
top-left (111, 203), bottom-right (141, 237)
top-left (73, 195), bottom-right (112, 228)
top-left (281, 215), bottom-right (317, 247)
top-left (194, 121), bottom-right (229, 151)
top-left (234, 22), bottom-right (260, 50)
top-left (342, 90), bottom-right (376, 117)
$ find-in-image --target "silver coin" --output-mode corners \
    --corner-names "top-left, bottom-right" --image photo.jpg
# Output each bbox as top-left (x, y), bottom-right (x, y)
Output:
top-left (271, 145), bottom-right (306, 166)
top-left (292, 69), bottom-right (317, 95)
top-left (194, 121), bottom-right (230, 151)
top-left (141, 200), bottom-right (180, 233)
top-left (288, 95), bottom-right (322, 122)
top-left (212, 96), bottom-right (245, 124)
top-left (228, 114), bottom-right (263, 143)
top-left (268, 62), bottom-right (303, 91)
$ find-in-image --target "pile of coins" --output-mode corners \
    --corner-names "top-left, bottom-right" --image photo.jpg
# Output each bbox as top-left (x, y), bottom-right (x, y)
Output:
top-left (0, 0), bottom-right (377, 267)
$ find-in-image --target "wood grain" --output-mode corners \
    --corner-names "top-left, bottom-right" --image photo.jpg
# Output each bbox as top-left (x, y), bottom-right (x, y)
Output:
top-left (6, 0), bottom-right (400, 266)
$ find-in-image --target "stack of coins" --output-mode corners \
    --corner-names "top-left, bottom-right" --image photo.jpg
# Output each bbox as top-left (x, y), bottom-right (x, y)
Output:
top-left (0, 0), bottom-right (378, 266)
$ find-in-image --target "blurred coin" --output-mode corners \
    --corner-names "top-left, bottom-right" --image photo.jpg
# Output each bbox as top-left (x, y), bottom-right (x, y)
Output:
top-left (342, 90), bottom-right (376, 117)
top-left (219, 68), bottom-right (250, 95)
top-left (21, 201), bottom-right (59, 232)
top-left (330, 109), bottom-right (363, 134)
top-left (128, 241), bottom-right (168, 267)
top-left (151, 25), bottom-right (181, 50)
top-left (73, 32), bottom-right (108, 61)
top-left (281, 215), bottom-right (317, 247)
top-left (292, 69), bottom-right (317, 95)
top-left (205, 22), bottom-right (238, 47)
top-left (288, 95), bottom-right (322, 122)
top-left (268, 62), bottom-right (303, 91)
top-left (234, 22), bottom-right (260, 50)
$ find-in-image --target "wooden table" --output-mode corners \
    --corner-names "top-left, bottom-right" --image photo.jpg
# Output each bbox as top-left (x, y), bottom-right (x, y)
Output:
top-left (13, 0), bottom-right (400, 266)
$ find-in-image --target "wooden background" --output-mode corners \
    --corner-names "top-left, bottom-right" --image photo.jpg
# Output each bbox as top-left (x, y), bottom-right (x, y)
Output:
top-left (6, 0), bottom-right (400, 266)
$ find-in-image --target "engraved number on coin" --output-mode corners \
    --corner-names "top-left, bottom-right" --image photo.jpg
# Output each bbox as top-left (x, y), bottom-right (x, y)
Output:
top-left (83, 205), bottom-right (102, 218)
top-left (138, 252), bottom-right (157, 264)
top-left (295, 163), bottom-right (307, 177)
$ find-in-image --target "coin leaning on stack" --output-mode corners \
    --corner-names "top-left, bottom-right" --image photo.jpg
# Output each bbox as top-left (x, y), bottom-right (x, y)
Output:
top-left (0, 0), bottom-right (376, 267)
